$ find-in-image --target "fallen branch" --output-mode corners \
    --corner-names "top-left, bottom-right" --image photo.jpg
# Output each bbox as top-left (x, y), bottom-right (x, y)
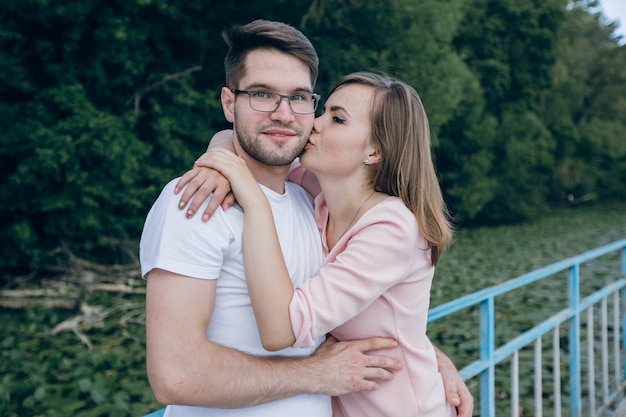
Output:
top-left (1, 245), bottom-right (145, 349)
top-left (39, 301), bottom-right (143, 349)
top-left (0, 297), bottom-right (77, 310)
top-left (91, 283), bottom-right (145, 294)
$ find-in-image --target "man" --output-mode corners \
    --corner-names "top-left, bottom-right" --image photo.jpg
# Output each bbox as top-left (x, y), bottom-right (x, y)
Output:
top-left (141, 20), bottom-right (472, 417)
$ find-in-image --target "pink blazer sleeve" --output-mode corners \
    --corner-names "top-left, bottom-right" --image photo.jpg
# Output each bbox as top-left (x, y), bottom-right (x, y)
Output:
top-left (289, 201), bottom-right (432, 347)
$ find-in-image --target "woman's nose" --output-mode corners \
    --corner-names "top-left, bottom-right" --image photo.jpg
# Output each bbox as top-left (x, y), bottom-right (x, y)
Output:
top-left (312, 117), bottom-right (322, 133)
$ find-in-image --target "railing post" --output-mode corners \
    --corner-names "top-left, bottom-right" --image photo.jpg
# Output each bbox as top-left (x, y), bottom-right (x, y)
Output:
top-left (622, 244), bottom-right (626, 382)
top-left (622, 286), bottom-right (626, 382)
top-left (554, 326), bottom-right (562, 417)
top-left (535, 337), bottom-right (543, 417)
top-left (587, 308), bottom-right (595, 417)
top-left (615, 292), bottom-right (622, 394)
top-left (569, 264), bottom-right (581, 417)
top-left (480, 297), bottom-right (495, 416)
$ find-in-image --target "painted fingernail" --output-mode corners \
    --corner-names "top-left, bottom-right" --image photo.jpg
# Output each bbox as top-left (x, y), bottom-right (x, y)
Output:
top-left (178, 201), bottom-right (185, 210)
top-left (202, 214), bottom-right (209, 222)
top-left (186, 210), bottom-right (193, 218)
top-left (194, 160), bottom-right (199, 165)
top-left (174, 187), bottom-right (180, 195)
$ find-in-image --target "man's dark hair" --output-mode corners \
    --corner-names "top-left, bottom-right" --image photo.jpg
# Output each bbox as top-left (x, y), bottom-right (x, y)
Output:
top-left (223, 20), bottom-right (319, 89)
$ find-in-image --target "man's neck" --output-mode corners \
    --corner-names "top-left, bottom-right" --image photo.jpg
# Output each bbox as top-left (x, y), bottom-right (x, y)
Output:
top-left (247, 159), bottom-right (290, 194)
top-left (232, 142), bottom-right (290, 194)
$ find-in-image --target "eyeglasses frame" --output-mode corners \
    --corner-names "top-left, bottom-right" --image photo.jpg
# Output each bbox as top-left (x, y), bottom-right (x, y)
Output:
top-left (231, 89), bottom-right (321, 115)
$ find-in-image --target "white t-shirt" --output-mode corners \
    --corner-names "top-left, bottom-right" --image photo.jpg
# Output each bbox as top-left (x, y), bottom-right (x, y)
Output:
top-left (140, 179), bottom-right (328, 417)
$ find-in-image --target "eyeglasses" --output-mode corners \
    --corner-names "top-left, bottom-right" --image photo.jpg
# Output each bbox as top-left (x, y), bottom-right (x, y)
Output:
top-left (231, 89), bottom-right (321, 115)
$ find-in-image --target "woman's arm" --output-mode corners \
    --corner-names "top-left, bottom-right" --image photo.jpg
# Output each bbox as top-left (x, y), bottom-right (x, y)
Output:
top-left (177, 130), bottom-right (322, 219)
top-left (199, 149), bottom-right (297, 350)
top-left (289, 203), bottom-right (428, 347)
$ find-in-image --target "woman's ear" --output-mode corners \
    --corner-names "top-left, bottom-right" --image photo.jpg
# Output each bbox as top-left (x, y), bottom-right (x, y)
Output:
top-left (366, 145), bottom-right (382, 165)
top-left (221, 87), bottom-right (235, 123)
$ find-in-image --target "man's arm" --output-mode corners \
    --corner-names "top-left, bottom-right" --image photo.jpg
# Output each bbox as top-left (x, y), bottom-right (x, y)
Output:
top-left (434, 346), bottom-right (474, 417)
top-left (145, 268), bottom-right (402, 408)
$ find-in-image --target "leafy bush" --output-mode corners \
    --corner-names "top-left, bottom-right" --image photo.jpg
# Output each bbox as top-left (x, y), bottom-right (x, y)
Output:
top-left (1, 0), bottom-right (625, 275)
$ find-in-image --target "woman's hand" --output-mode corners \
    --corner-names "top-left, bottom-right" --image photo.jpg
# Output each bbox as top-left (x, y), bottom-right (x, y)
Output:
top-left (196, 149), bottom-right (266, 211)
top-left (175, 129), bottom-right (236, 222)
top-left (174, 159), bottom-right (236, 222)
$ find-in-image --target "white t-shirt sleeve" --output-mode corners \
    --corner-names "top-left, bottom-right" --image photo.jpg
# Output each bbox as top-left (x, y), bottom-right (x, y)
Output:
top-left (140, 179), bottom-right (234, 280)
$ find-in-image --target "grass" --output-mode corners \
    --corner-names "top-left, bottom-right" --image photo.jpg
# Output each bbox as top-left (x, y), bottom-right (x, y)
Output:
top-left (1, 201), bottom-right (625, 416)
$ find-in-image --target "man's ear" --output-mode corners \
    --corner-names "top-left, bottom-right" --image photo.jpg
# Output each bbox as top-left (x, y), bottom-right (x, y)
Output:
top-left (221, 87), bottom-right (235, 123)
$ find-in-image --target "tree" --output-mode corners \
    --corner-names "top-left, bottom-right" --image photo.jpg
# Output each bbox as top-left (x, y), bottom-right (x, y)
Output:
top-left (542, 0), bottom-right (626, 203)
top-left (1, 0), bottom-right (624, 275)
top-left (448, 0), bottom-right (566, 222)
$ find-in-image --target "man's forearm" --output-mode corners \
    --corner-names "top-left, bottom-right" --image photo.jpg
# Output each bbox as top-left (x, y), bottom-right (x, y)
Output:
top-left (149, 336), bottom-right (401, 408)
top-left (149, 341), bottom-right (317, 408)
top-left (146, 270), bottom-right (401, 408)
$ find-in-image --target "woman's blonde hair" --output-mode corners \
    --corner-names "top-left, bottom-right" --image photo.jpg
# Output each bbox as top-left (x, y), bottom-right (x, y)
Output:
top-left (329, 72), bottom-right (453, 265)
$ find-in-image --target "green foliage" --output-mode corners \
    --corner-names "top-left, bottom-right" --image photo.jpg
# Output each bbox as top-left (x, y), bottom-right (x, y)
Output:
top-left (478, 104), bottom-right (556, 223)
top-left (577, 118), bottom-right (626, 199)
top-left (541, 0), bottom-right (626, 205)
top-left (0, 0), bottom-right (269, 272)
top-left (0, 83), bottom-right (158, 264)
top-left (454, 0), bottom-right (565, 113)
top-left (437, 76), bottom-right (498, 222)
top-left (0, 0), bottom-right (625, 273)
top-left (0, 293), bottom-right (158, 417)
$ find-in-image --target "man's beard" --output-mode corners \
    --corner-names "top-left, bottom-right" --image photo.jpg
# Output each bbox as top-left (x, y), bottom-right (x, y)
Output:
top-left (234, 121), bottom-right (307, 167)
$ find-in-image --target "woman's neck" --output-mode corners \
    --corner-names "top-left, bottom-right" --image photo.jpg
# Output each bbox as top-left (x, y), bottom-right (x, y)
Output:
top-left (320, 180), bottom-right (380, 250)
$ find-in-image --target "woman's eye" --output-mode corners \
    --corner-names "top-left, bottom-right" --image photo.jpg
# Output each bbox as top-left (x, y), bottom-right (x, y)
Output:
top-left (332, 116), bottom-right (345, 124)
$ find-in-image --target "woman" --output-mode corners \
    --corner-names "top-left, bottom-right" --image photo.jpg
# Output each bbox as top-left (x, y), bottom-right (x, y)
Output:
top-left (190, 72), bottom-right (454, 417)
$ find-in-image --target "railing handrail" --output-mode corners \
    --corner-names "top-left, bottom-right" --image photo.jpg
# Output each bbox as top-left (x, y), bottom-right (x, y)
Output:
top-left (428, 238), bottom-right (626, 321)
top-left (427, 238), bottom-right (626, 417)
top-left (457, 278), bottom-right (626, 381)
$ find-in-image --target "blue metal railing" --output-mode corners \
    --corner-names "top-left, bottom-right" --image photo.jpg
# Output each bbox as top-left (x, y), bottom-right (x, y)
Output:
top-left (428, 238), bottom-right (626, 416)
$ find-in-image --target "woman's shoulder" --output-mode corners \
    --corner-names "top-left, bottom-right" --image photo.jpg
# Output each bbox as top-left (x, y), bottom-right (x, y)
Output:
top-left (374, 196), bottom-right (414, 220)
top-left (356, 196), bottom-right (426, 250)
top-left (355, 196), bottom-right (416, 232)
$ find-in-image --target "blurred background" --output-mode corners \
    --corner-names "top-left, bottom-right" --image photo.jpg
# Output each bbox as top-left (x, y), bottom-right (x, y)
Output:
top-left (601, 0), bottom-right (625, 41)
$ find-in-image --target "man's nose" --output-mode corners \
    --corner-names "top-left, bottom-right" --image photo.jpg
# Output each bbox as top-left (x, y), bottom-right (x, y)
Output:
top-left (270, 97), bottom-right (295, 123)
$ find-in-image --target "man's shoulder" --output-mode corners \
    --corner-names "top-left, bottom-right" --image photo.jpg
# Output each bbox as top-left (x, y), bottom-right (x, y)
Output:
top-left (143, 178), bottom-right (234, 238)
top-left (140, 178), bottom-right (234, 280)
top-left (148, 178), bottom-right (179, 211)
top-left (149, 179), bottom-right (234, 224)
